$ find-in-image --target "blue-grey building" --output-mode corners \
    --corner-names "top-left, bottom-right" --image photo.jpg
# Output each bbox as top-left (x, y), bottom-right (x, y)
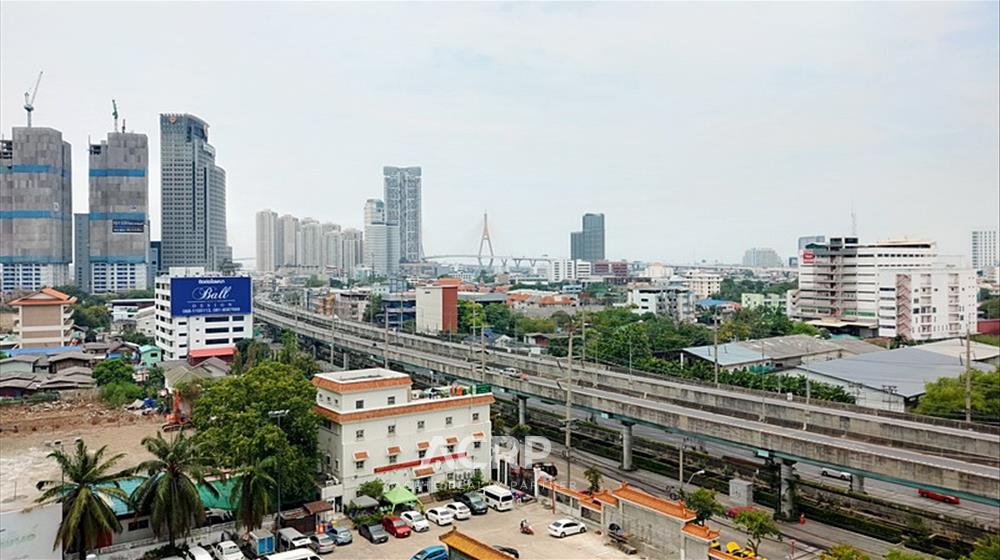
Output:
top-left (0, 127), bottom-right (73, 292)
top-left (159, 114), bottom-right (231, 272)
top-left (570, 212), bottom-right (605, 262)
top-left (383, 166), bottom-right (422, 264)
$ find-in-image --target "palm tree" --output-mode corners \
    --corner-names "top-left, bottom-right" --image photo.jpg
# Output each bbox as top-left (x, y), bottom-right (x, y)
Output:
top-left (131, 431), bottom-right (217, 549)
top-left (230, 457), bottom-right (277, 532)
top-left (35, 440), bottom-right (134, 559)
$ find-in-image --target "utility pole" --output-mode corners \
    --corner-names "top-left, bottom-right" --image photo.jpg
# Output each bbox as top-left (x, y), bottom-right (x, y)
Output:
top-left (564, 323), bottom-right (575, 489)
top-left (383, 298), bottom-right (389, 368)
top-left (268, 409), bottom-right (289, 528)
top-left (965, 329), bottom-right (972, 422)
top-left (713, 310), bottom-right (720, 387)
top-left (480, 312), bottom-right (487, 376)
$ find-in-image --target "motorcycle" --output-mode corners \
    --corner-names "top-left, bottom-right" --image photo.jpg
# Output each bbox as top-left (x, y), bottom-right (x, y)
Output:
top-left (519, 520), bottom-right (534, 535)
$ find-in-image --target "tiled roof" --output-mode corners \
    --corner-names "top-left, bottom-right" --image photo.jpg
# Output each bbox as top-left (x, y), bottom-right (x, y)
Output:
top-left (9, 288), bottom-right (77, 306)
top-left (312, 375), bottom-right (411, 394)
top-left (439, 528), bottom-right (516, 559)
top-left (189, 346), bottom-right (235, 358)
top-left (314, 394), bottom-right (494, 424)
top-left (683, 523), bottom-right (720, 541)
top-left (612, 483), bottom-right (696, 521)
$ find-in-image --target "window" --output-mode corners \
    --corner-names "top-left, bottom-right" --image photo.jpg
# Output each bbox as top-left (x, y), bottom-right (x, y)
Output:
top-left (417, 420), bottom-right (425, 430)
top-left (388, 455), bottom-right (397, 464)
top-left (473, 441), bottom-right (481, 449)
top-left (445, 416), bottom-right (453, 426)
top-left (355, 461), bottom-right (365, 470)
top-left (418, 450), bottom-right (427, 459)
top-left (127, 519), bottom-right (150, 531)
top-left (387, 396), bottom-right (396, 405)
top-left (355, 400), bottom-right (364, 410)
top-left (472, 412), bottom-right (479, 421)
top-left (447, 445), bottom-right (455, 453)
top-left (355, 429), bottom-right (364, 440)
top-left (387, 425), bottom-right (396, 435)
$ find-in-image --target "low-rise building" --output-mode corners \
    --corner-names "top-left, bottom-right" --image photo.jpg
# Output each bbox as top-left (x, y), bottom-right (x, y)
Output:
top-left (681, 334), bottom-right (884, 372)
top-left (683, 270), bottom-right (722, 300)
top-left (8, 288), bottom-right (77, 349)
top-left (740, 292), bottom-right (784, 310)
top-left (416, 284), bottom-right (458, 335)
top-left (627, 284), bottom-right (694, 322)
top-left (313, 368), bottom-right (492, 510)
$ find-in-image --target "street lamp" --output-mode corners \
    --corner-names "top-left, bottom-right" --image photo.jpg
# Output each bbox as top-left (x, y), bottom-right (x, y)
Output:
top-left (268, 409), bottom-right (289, 528)
top-left (686, 469), bottom-right (706, 488)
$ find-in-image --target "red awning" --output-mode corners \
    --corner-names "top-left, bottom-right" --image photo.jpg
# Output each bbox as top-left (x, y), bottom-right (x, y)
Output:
top-left (353, 451), bottom-right (369, 461)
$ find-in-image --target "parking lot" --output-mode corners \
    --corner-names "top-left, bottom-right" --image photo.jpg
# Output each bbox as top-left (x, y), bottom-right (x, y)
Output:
top-left (330, 501), bottom-right (633, 560)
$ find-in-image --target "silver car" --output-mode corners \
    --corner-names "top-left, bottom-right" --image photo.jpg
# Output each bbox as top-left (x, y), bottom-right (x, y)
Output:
top-left (310, 533), bottom-right (336, 554)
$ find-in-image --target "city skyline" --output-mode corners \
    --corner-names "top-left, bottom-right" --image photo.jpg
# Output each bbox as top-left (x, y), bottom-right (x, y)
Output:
top-left (1, 3), bottom-right (997, 264)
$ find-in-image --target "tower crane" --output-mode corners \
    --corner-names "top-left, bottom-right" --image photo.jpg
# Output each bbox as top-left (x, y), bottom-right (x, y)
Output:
top-left (23, 71), bottom-right (43, 127)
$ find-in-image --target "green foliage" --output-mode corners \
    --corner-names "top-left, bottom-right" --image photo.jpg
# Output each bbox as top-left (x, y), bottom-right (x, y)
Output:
top-left (980, 297), bottom-right (1000, 319)
top-left (100, 381), bottom-right (145, 407)
top-left (191, 361), bottom-right (320, 504)
top-left (276, 331), bottom-right (319, 378)
top-left (230, 457), bottom-right (277, 532)
top-left (484, 304), bottom-right (514, 336)
top-left (684, 488), bottom-right (724, 525)
top-left (122, 329), bottom-right (154, 346)
top-left (884, 550), bottom-right (931, 560)
top-left (357, 479), bottom-right (385, 500)
top-left (364, 295), bottom-right (382, 323)
top-left (144, 366), bottom-right (165, 391)
top-left (232, 339), bottom-right (272, 375)
top-left (305, 275), bottom-right (328, 288)
top-left (509, 424), bottom-right (531, 441)
top-left (712, 278), bottom-right (795, 302)
top-left (734, 509), bottom-right (781, 555)
top-left (513, 315), bottom-right (556, 334)
top-left (971, 334), bottom-right (1000, 348)
top-left (584, 466), bottom-right (602, 494)
top-left (93, 358), bottom-right (135, 386)
top-left (719, 307), bottom-right (817, 342)
top-left (914, 369), bottom-right (1000, 419)
top-left (820, 544), bottom-right (872, 560)
top-left (132, 431), bottom-right (218, 548)
top-left (34, 440), bottom-right (134, 558)
top-left (963, 534), bottom-right (1000, 560)
top-left (73, 304), bottom-right (111, 331)
top-left (457, 300), bottom-right (484, 334)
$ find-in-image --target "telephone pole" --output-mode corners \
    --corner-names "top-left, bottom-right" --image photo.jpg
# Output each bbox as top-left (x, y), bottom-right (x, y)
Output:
top-left (965, 330), bottom-right (972, 422)
top-left (564, 323), bottom-right (575, 489)
top-left (713, 310), bottom-right (720, 387)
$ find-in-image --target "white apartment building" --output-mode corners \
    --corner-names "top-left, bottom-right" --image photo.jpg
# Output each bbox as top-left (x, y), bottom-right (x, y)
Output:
top-left (314, 369), bottom-right (492, 509)
top-left (795, 237), bottom-right (975, 339)
top-left (971, 230), bottom-right (999, 271)
top-left (547, 259), bottom-right (592, 283)
top-left (682, 270), bottom-right (722, 300)
top-left (876, 268), bottom-right (977, 341)
top-left (627, 284), bottom-right (694, 322)
top-left (154, 267), bottom-right (253, 360)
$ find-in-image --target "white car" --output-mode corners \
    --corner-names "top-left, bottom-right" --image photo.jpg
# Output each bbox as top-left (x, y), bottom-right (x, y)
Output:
top-left (445, 502), bottom-right (471, 520)
top-left (212, 541), bottom-right (246, 560)
top-left (547, 518), bottom-right (586, 538)
top-left (821, 468), bottom-right (852, 481)
top-left (400, 510), bottom-right (431, 532)
top-left (425, 506), bottom-right (454, 526)
top-left (185, 546), bottom-right (213, 560)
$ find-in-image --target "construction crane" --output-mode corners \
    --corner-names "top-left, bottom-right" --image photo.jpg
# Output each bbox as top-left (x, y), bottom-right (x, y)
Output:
top-left (112, 99), bottom-right (119, 131)
top-left (23, 71), bottom-right (43, 127)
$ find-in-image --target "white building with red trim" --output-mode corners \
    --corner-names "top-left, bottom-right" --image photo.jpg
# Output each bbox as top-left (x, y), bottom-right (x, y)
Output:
top-left (313, 368), bottom-right (492, 509)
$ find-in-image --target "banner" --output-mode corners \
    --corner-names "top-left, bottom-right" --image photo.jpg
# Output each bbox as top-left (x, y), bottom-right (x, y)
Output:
top-left (170, 276), bottom-right (252, 317)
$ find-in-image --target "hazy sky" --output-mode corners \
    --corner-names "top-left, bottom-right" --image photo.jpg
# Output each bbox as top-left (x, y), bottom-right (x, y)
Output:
top-left (2, 2), bottom-right (998, 264)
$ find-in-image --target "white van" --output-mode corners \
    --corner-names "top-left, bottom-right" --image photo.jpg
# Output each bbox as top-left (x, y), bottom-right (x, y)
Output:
top-left (263, 550), bottom-right (321, 560)
top-left (480, 484), bottom-right (514, 511)
top-left (276, 528), bottom-right (311, 551)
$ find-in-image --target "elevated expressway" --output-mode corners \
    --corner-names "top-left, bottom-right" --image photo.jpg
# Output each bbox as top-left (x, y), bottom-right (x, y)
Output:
top-left (255, 299), bottom-right (1000, 509)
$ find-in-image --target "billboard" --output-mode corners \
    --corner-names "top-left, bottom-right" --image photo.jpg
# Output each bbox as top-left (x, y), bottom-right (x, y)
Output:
top-left (801, 250), bottom-right (815, 264)
top-left (112, 218), bottom-right (145, 233)
top-left (170, 276), bottom-right (252, 317)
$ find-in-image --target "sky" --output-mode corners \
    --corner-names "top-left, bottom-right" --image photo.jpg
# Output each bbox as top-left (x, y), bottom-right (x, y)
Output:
top-left (1, 2), bottom-right (998, 265)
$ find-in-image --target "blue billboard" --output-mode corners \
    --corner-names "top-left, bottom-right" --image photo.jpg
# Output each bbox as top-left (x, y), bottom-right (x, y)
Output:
top-left (170, 276), bottom-right (252, 317)
top-left (112, 219), bottom-right (145, 233)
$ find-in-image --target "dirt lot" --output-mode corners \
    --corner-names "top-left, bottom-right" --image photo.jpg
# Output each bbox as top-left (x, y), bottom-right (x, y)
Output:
top-left (0, 400), bottom-right (162, 511)
top-left (334, 501), bottom-right (634, 560)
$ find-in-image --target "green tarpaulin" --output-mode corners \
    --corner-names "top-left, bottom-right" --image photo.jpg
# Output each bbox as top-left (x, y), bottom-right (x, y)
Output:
top-left (383, 484), bottom-right (419, 507)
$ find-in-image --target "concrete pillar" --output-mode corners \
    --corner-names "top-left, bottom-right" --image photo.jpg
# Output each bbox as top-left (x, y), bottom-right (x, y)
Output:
top-left (621, 421), bottom-right (636, 471)
top-left (850, 474), bottom-right (866, 494)
top-left (517, 396), bottom-right (528, 426)
top-left (342, 350), bottom-right (349, 369)
top-left (779, 459), bottom-right (796, 519)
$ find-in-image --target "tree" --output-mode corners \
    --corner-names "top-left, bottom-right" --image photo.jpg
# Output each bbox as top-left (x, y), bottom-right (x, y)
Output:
top-left (73, 304), bottom-right (111, 331)
top-left (35, 440), bottom-right (134, 560)
top-left (230, 457), bottom-right (277, 533)
top-left (963, 534), bottom-right (1000, 560)
top-left (93, 358), bottom-right (136, 386)
top-left (305, 275), bottom-right (328, 288)
top-left (357, 479), bottom-right (385, 500)
top-left (509, 424), bottom-right (531, 441)
top-left (684, 488), bottom-right (724, 525)
top-left (484, 304), bottom-right (514, 336)
top-left (100, 381), bottom-right (144, 407)
top-left (734, 509), bottom-right (781, 555)
top-left (821, 545), bottom-right (871, 560)
top-left (131, 431), bottom-right (218, 549)
top-left (145, 365), bottom-right (165, 391)
top-left (457, 300), bottom-right (484, 334)
top-left (980, 297), bottom-right (1000, 319)
top-left (584, 466), bottom-right (602, 494)
top-left (277, 330), bottom-right (319, 378)
top-left (915, 369), bottom-right (1000, 419)
top-left (232, 339), bottom-right (272, 375)
top-left (884, 550), bottom-right (931, 560)
top-left (191, 361), bottom-right (320, 504)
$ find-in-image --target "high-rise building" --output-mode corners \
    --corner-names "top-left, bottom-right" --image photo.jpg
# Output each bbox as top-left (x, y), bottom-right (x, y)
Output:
top-left (277, 214), bottom-right (299, 267)
top-left (86, 132), bottom-right (150, 293)
top-left (364, 198), bottom-right (385, 227)
top-left (154, 267), bottom-right (253, 360)
top-left (73, 214), bottom-right (91, 292)
top-left (570, 213), bottom-right (605, 262)
top-left (341, 228), bottom-right (364, 278)
top-left (971, 230), bottom-right (998, 271)
top-left (255, 210), bottom-right (277, 273)
top-left (300, 219), bottom-right (323, 267)
top-left (149, 241), bottom-right (161, 278)
top-left (742, 247), bottom-right (783, 268)
top-left (364, 198), bottom-right (398, 276)
top-left (159, 114), bottom-right (230, 272)
top-left (0, 127), bottom-right (73, 292)
top-left (683, 270), bottom-right (722, 300)
top-left (383, 166), bottom-right (422, 263)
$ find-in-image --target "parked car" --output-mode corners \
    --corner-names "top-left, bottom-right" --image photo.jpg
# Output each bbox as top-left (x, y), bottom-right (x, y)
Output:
top-left (277, 527), bottom-right (311, 551)
top-left (410, 545), bottom-right (449, 560)
top-left (918, 489), bottom-right (960, 504)
top-left (186, 546), bottom-right (213, 560)
top-left (382, 515), bottom-right (412, 538)
top-left (820, 468), bottom-right (852, 481)
top-left (457, 492), bottom-right (488, 515)
top-left (359, 523), bottom-right (389, 544)
top-left (547, 518), bottom-right (586, 538)
top-left (426, 507), bottom-right (454, 526)
top-left (212, 540), bottom-right (246, 560)
top-left (308, 533), bottom-right (335, 554)
top-left (400, 510), bottom-right (430, 532)
top-left (494, 545), bottom-right (520, 558)
top-left (725, 505), bottom-right (758, 518)
top-left (327, 526), bottom-right (353, 545)
top-left (446, 501), bottom-right (472, 520)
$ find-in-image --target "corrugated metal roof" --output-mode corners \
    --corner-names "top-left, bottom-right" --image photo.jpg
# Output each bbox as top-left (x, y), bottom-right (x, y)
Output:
top-left (683, 342), bottom-right (767, 366)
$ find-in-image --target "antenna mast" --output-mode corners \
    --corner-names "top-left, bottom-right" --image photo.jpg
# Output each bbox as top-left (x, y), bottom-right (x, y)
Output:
top-left (112, 99), bottom-right (119, 132)
top-left (23, 71), bottom-right (43, 127)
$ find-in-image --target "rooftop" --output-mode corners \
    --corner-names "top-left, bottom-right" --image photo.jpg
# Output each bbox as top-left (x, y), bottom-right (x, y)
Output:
top-left (8, 288), bottom-right (76, 307)
top-left (684, 334), bottom-right (884, 366)
top-left (438, 528), bottom-right (516, 559)
top-left (312, 368), bottom-right (411, 394)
